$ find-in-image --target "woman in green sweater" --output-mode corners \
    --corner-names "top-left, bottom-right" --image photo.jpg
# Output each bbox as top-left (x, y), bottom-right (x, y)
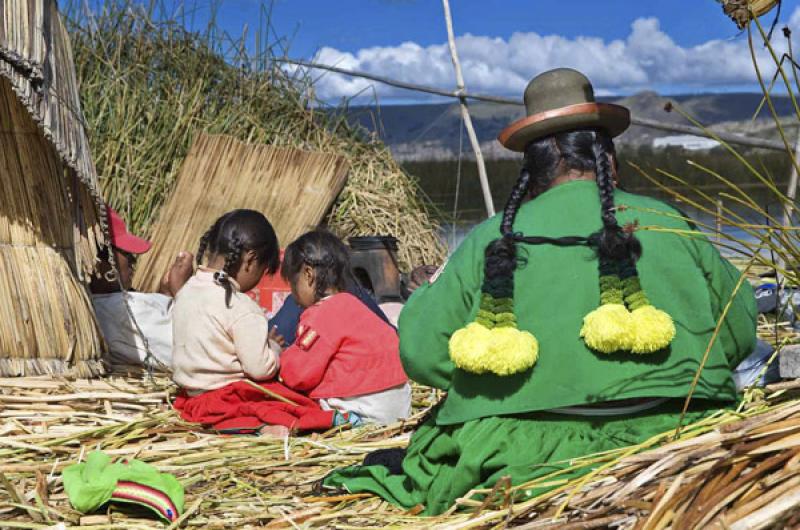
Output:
top-left (323, 68), bottom-right (757, 515)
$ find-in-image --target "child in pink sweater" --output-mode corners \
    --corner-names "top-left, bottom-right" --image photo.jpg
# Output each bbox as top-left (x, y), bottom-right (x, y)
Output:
top-left (279, 231), bottom-right (411, 425)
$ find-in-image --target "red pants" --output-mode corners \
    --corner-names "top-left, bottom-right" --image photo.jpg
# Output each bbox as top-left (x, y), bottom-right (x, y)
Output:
top-left (174, 380), bottom-right (334, 433)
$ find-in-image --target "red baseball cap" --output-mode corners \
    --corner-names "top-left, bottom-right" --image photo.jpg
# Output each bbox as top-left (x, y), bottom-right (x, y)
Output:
top-left (107, 207), bottom-right (152, 255)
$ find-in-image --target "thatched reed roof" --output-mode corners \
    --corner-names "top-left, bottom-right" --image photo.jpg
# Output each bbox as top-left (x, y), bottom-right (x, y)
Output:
top-left (0, 0), bottom-right (106, 236)
top-left (0, 0), bottom-right (106, 377)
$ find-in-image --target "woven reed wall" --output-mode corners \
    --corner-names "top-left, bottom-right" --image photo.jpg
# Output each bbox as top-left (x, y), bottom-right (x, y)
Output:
top-left (0, 77), bottom-right (105, 376)
top-left (0, 0), bottom-right (107, 376)
top-left (135, 133), bottom-right (349, 292)
top-left (0, 0), bottom-right (105, 235)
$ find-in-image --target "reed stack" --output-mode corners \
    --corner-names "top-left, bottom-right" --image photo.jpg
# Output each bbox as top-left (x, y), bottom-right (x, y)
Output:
top-left (135, 133), bottom-right (350, 291)
top-left (0, 0), bottom-right (107, 377)
top-left (68, 1), bottom-right (447, 271)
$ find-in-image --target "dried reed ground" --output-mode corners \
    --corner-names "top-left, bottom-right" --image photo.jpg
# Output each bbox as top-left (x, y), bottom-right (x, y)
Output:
top-left (0, 311), bottom-right (797, 530)
top-left (0, 246), bottom-right (793, 530)
top-left (4, 6), bottom-right (794, 528)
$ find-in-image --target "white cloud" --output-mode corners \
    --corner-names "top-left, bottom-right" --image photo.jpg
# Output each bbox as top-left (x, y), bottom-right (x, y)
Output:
top-left (306, 8), bottom-right (800, 101)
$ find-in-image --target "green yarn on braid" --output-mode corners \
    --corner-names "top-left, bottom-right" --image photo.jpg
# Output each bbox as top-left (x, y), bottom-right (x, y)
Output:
top-left (619, 258), bottom-right (650, 310)
top-left (491, 298), bottom-right (515, 313)
top-left (475, 311), bottom-right (495, 327)
top-left (476, 295), bottom-right (519, 328)
top-left (596, 255), bottom-right (624, 305)
top-left (622, 277), bottom-right (649, 310)
top-left (599, 275), bottom-right (624, 305)
top-left (494, 312), bottom-right (518, 328)
top-left (480, 294), bottom-right (514, 314)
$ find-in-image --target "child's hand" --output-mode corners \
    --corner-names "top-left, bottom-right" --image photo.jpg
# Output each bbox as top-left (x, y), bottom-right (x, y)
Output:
top-left (269, 326), bottom-right (286, 349)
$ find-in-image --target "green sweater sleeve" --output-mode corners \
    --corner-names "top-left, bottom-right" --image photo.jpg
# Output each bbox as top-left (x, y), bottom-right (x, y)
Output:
top-left (698, 238), bottom-right (758, 368)
top-left (398, 230), bottom-right (483, 390)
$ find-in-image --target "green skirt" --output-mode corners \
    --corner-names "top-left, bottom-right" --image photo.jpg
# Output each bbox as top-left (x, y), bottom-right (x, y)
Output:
top-left (323, 400), bottom-right (720, 515)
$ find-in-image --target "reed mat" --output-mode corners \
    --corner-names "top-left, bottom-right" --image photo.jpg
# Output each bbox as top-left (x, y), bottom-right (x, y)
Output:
top-left (135, 133), bottom-right (349, 292)
top-left (0, 367), bottom-right (798, 529)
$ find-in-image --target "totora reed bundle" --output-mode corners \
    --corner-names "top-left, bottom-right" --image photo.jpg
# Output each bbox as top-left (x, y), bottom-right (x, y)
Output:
top-left (67, 1), bottom-right (446, 271)
top-left (0, 0), bottom-right (106, 377)
top-left (136, 133), bottom-right (350, 292)
top-left (0, 372), bottom-right (800, 529)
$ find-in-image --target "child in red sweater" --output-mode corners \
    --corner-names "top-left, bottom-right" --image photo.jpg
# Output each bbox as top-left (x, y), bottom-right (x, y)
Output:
top-left (279, 231), bottom-right (411, 426)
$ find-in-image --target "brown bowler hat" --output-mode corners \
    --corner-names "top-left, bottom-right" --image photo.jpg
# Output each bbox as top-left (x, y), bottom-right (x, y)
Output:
top-left (498, 68), bottom-right (630, 152)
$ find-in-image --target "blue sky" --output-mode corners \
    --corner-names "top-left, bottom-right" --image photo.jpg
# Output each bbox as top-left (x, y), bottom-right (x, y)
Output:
top-left (263, 0), bottom-right (764, 56)
top-left (95, 0), bottom-right (800, 102)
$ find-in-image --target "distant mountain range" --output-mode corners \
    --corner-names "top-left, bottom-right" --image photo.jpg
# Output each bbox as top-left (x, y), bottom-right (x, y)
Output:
top-left (340, 92), bottom-right (798, 161)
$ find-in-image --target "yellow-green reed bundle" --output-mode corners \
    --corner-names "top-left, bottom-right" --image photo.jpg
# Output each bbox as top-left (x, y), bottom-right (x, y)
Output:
top-left (67, 1), bottom-right (446, 271)
top-left (135, 134), bottom-right (350, 292)
top-left (0, 77), bottom-right (105, 377)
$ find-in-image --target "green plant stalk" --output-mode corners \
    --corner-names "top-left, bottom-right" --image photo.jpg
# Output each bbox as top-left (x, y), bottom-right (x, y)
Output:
top-left (686, 159), bottom-right (777, 222)
top-left (652, 167), bottom-right (758, 230)
top-left (631, 162), bottom-right (771, 247)
top-left (748, 24), bottom-right (800, 184)
top-left (675, 257), bottom-right (757, 436)
top-left (752, 16), bottom-right (800, 123)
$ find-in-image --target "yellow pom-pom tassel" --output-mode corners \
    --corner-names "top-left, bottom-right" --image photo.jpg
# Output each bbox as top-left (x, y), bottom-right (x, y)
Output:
top-left (486, 327), bottom-right (539, 376)
top-left (629, 305), bottom-right (675, 353)
top-left (449, 323), bottom-right (539, 376)
top-left (580, 303), bottom-right (634, 354)
top-left (449, 322), bottom-right (494, 374)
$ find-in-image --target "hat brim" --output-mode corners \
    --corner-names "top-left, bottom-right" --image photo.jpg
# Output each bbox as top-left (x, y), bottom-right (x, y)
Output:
top-left (112, 233), bottom-right (152, 255)
top-left (498, 102), bottom-right (631, 152)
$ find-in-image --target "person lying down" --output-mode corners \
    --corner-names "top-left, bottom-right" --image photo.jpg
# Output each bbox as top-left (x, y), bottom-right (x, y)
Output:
top-left (170, 210), bottom-right (409, 436)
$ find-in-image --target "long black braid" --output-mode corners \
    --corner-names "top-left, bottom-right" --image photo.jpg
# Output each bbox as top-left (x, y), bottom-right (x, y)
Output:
top-left (196, 213), bottom-right (230, 267)
top-left (500, 169), bottom-right (531, 236)
top-left (590, 130), bottom-right (641, 265)
top-left (483, 169), bottom-right (531, 299)
top-left (217, 234), bottom-right (244, 307)
top-left (196, 230), bottom-right (212, 268)
top-left (485, 128), bottom-right (641, 297)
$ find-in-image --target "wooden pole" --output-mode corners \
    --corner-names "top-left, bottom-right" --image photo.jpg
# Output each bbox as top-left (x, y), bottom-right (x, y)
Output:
top-left (776, 131), bottom-right (800, 285)
top-left (782, 131), bottom-right (800, 227)
top-left (441, 0), bottom-right (495, 217)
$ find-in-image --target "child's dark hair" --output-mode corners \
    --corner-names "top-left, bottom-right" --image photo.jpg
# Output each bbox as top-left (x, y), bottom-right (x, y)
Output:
top-left (196, 209), bottom-right (280, 307)
top-left (281, 230), bottom-right (352, 301)
top-left (485, 128), bottom-right (641, 295)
